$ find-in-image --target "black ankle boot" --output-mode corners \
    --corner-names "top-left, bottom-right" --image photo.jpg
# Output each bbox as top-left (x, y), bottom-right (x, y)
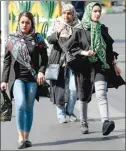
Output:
top-left (25, 140), bottom-right (32, 148)
top-left (102, 120), bottom-right (115, 136)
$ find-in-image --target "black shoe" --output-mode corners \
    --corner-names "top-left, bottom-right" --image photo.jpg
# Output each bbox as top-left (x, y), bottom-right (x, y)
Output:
top-left (25, 140), bottom-right (32, 148)
top-left (80, 122), bottom-right (89, 134)
top-left (17, 141), bottom-right (25, 149)
top-left (102, 120), bottom-right (115, 136)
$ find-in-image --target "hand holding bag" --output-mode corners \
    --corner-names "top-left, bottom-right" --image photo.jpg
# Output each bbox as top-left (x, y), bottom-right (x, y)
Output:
top-left (0, 90), bottom-right (12, 121)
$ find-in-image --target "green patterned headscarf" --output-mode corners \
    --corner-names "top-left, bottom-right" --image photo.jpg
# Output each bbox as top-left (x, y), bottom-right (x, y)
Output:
top-left (82, 2), bottom-right (110, 69)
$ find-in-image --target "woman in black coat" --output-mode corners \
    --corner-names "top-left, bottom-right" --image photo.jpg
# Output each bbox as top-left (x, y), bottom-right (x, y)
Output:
top-left (1, 12), bottom-right (48, 149)
top-left (62, 2), bottom-right (125, 135)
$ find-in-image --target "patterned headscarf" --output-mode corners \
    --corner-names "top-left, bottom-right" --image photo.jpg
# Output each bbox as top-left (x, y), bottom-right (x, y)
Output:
top-left (5, 21), bottom-right (38, 78)
top-left (82, 2), bottom-right (110, 69)
top-left (49, 3), bottom-right (79, 38)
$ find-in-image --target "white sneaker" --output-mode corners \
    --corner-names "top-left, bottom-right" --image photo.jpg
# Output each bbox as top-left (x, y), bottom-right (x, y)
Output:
top-left (58, 118), bottom-right (67, 124)
top-left (69, 113), bottom-right (77, 122)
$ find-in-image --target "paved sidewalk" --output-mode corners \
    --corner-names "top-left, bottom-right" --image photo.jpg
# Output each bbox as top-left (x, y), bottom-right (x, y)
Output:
top-left (1, 91), bottom-right (125, 150)
top-left (1, 62), bottom-right (125, 150)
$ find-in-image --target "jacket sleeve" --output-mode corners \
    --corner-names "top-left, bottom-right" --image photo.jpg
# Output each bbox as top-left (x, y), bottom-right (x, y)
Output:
top-left (47, 32), bottom-right (59, 44)
top-left (34, 33), bottom-right (48, 73)
top-left (61, 29), bottom-right (89, 58)
top-left (2, 46), bottom-right (12, 82)
top-left (101, 25), bottom-right (115, 65)
top-left (38, 46), bottom-right (48, 74)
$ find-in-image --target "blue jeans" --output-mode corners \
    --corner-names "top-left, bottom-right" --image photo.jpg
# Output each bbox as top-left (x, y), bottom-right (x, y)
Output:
top-left (13, 79), bottom-right (38, 132)
top-left (56, 69), bottom-right (77, 119)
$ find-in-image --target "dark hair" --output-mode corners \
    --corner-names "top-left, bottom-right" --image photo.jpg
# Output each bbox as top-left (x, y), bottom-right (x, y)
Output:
top-left (93, 2), bottom-right (102, 9)
top-left (18, 11), bottom-right (35, 28)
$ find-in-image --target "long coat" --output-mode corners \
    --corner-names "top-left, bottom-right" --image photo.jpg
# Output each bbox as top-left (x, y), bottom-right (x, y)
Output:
top-left (60, 24), bottom-right (125, 98)
top-left (47, 31), bottom-right (93, 105)
top-left (2, 33), bottom-right (48, 101)
top-left (47, 33), bottom-right (67, 106)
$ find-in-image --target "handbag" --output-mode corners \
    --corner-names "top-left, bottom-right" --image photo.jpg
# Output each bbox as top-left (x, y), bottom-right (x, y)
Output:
top-left (45, 52), bottom-right (65, 80)
top-left (45, 64), bottom-right (60, 80)
top-left (0, 90), bottom-right (12, 121)
top-left (38, 81), bottom-right (50, 97)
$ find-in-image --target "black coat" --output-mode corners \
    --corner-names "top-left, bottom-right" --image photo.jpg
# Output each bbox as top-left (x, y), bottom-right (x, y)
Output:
top-left (101, 25), bottom-right (126, 89)
top-left (80, 24), bottom-right (125, 89)
top-left (47, 31), bottom-right (93, 104)
top-left (47, 32), bottom-right (68, 105)
top-left (59, 24), bottom-right (125, 102)
top-left (2, 34), bottom-right (48, 101)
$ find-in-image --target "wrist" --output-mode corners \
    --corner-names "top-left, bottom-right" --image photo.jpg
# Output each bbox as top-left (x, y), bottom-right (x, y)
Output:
top-left (80, 50), bottom-right (87, 56)
top-left (112, 62), bottom-right (117, 67)
top-left (112, 60), bottom-right (116, 66)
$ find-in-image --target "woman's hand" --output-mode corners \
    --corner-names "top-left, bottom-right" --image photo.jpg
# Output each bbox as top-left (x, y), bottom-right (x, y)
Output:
top-left (113, 64), bottom-right (121, 76)
top-left (80, 50), bottom-right (96, 56)
top-left (1, 82), bottom-right (7, 91)
top-left (37, 72), bottom-right (45, 85)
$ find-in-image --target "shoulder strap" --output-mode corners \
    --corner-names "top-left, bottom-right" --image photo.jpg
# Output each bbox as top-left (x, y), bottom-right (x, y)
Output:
top-left (35, 33), bottom-right (43, 42)
top-left (34, 33), bottom-right (48, 48)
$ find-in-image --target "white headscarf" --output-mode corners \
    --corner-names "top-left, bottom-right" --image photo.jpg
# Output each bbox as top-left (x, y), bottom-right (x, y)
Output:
top-left (48, 3), bottom-right (79, 38)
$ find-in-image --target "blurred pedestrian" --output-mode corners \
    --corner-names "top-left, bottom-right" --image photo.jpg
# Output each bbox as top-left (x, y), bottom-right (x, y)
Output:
top-left (71, 1), bottom-right (85, 20)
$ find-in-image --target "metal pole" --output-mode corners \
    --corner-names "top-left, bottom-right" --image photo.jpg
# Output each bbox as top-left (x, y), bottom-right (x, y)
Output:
top-left (1, 1), bottom-right (9, 57)
top-left (1, 1), bottom-right (9, 72)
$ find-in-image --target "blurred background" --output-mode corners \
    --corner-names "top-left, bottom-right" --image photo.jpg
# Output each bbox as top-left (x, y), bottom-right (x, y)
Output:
top-left (0, 0), bottom-right (125, 58)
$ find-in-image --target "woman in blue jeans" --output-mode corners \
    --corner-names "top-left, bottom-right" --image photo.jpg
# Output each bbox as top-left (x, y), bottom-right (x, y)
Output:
top-left (47, 4), bottom-right (80, 124)
top-left (1, 12), bottom-right (48, 149)
top-left (56, 68), bottom-right (77, 123)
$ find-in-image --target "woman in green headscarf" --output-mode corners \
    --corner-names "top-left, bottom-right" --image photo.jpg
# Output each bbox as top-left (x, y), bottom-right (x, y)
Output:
top-left (80, 2), bottom-right (122, 135)
top-left (62, 2), bottom-right (124, 135)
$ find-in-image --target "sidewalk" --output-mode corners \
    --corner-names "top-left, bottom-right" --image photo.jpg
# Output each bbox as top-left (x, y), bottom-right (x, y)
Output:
top-left (1, 92), bottom-right (125, 150)
top-left (1, 62), bottom-right (125, 150)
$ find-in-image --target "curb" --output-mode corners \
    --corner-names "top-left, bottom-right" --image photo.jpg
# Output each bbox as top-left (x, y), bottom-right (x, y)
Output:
top-left (102, 6), bottom-right (125, 14)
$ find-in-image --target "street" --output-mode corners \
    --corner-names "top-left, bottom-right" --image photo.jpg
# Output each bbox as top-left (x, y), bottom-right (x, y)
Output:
top-left (1, 13), bottom-right (125, 150)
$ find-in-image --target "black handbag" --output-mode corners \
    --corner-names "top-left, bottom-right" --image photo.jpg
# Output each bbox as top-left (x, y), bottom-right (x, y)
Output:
top-left (38, 81), bottom-right (50, 97)
top-left (0, 90), bottom-right (12, 121)
top-left (45, 64), bottom-right (60, 80)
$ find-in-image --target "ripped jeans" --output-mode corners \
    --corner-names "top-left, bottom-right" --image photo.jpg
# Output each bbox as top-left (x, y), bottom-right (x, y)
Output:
top-left (13, 79), bottom-right (38, 132)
